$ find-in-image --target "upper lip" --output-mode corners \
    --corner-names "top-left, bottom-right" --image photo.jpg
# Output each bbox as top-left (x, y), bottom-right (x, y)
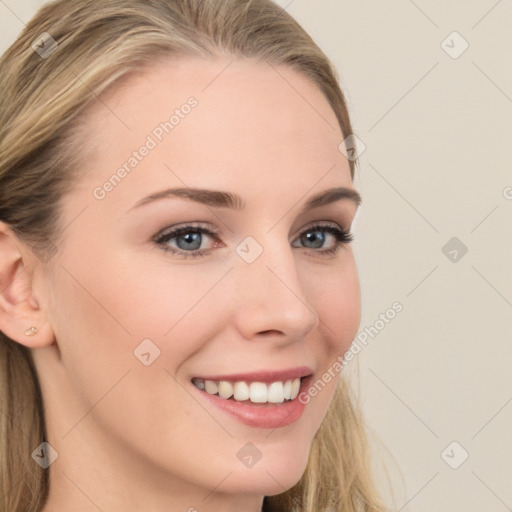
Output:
top-left (192, 366), bottom-right (313, 384)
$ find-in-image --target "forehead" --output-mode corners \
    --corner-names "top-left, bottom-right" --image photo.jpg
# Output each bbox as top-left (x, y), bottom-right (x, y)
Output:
top-left (72, 57), bottom-right (352, 210)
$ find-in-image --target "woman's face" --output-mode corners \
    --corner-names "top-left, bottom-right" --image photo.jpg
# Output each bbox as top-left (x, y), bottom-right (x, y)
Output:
top-left (36, 57), bottom-right (360, 504)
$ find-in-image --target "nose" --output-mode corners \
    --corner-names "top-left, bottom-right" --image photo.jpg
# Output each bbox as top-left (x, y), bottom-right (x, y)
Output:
top-left (231, 239), bottom-right (319, 343)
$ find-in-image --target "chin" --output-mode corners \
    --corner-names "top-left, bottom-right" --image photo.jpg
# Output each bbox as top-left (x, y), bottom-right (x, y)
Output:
top-left (219, 441), bottom-right (311, 496)
top-left (223, 468), bottom-right (306, 497)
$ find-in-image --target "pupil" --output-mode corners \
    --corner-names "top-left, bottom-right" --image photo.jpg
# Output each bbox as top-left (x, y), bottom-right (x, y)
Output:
top-left (303, 231), bottom-right (324, 248)
top-left (177, 232), bottom-right (202, 250)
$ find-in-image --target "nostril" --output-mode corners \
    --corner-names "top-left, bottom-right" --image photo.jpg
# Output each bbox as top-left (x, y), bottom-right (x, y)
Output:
top-left (257, 329), bottom-right (284, 336)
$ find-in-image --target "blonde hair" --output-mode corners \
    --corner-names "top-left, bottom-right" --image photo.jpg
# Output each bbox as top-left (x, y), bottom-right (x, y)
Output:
top-left (0, 1), bottom-right (386, 510)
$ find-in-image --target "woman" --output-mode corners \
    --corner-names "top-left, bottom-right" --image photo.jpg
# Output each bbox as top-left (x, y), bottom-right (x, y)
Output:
top-left (0, 1), bottom-right (386, 510)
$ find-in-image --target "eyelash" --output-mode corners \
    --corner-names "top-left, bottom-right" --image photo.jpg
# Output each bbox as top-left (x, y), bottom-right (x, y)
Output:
top-left (153, 222), bottom-right (353, 259)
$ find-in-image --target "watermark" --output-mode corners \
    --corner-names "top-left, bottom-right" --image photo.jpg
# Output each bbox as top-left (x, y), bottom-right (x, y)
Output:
top-left (441, 31), bottom-right (469, 60)
top-left (236, 236), bottom-right (263, 263)
top-left (32, 32), bottom-right (59, 59)
top-left (441, 441), bottom-right (469, 469)
top-left (442, 236), bottom-right (468, 263)
top-left (133, 338), bottom-right (161, 366)
top-left (503, 186), bottom-right (512, 200)
top-left (92, 97), bottom-right (198, 200)
top-left (31, 442), bottom-right (59, 469)
top-left (338, 134), bottom-right (366, 161)
top-left (236, 442), bottom-right (262, 468)
top-left (298, 301), bottom-right (403, 404)
top-left (25, 238), bottom-right (58, 264)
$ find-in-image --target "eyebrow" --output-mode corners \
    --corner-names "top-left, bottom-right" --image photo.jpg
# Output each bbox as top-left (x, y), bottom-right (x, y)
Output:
top-left (127, 186), bottom-right (361, 213)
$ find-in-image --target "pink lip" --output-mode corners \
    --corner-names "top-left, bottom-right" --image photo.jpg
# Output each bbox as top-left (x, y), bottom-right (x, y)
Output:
top-left (191, 374), bottom-right (313, 429)
top-left (193, 366), bottom-right (313, 383)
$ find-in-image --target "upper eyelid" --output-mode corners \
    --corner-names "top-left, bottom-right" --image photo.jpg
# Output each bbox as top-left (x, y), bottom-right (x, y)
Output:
top-left (153, 222), bottom-right (219, 240)
top-left (154, 221), bottom-right (349, 239)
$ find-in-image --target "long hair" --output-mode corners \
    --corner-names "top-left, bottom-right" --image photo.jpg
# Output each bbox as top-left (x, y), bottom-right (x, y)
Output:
top-left (0, 1), bottom-right (386, 510)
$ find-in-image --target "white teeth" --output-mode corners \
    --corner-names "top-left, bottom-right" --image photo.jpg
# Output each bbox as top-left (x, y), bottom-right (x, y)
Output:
top-left (249, 382), bottom-right (268, 403)
top-left (268, 381), bottom-right (285, 403)
top-left (234, 381), bottom-right (250, 401)
top-left (204, 380), bottom-right (218, 394)
top-left (283, 379), bottom-right (292, 400)
top-left (193, 377), bottom-right (303, 404)
top-left (290, 378), bottom-right (300, 400)
top-left (218, 381), bottom-right (233, 399)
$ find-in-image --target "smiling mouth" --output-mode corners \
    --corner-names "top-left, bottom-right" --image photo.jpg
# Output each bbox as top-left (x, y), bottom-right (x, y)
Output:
top-left (191, 377), bottom-right (303, 404)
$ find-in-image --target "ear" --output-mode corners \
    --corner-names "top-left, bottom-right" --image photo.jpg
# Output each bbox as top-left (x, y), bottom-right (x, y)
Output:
top-left (0, 221), bottom-right (55, 348)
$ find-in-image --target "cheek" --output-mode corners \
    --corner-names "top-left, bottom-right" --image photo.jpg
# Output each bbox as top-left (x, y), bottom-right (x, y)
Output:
top-left (306, 253), bottom-right (361, 356)
top-left (47, 248), bottom-right (238, 456)
top-left (296, 253), bottom-right (360, 424)
top-left (53, 247), bottom-right (233, 362)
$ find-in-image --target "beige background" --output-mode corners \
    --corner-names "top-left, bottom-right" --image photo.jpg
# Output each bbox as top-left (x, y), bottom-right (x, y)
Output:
top-left (1, 1), bottom-right (511, 510)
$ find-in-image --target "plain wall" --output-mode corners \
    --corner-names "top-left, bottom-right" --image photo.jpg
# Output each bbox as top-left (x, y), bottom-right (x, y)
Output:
top-left (1, 1), bottom-right (510, 510)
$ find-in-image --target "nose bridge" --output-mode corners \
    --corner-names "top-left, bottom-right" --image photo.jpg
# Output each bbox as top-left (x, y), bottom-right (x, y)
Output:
top-left (232, 234), bottom-right (319, 340)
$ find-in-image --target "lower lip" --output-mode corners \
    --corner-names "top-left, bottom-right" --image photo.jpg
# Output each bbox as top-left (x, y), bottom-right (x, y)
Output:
top-left (194, 377), bottom-right (312, 429)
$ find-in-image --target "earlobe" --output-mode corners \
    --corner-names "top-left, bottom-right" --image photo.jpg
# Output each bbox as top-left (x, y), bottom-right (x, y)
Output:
top-left (0, 221), bottom-right (55, 348)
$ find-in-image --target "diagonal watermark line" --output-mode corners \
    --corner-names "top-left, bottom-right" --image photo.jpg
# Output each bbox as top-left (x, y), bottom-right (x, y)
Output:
top-left (61, 265), bottom-right (132, 335)
top-left (0, 407), bottom-right (30, 441)
top-left (407, 0), bottom-right (439, 28)
top-left (203, 0), bottom-right (229, 23)
top-left (470, 204), bottom-right (500, 233)
top-left (60, 204), bottom-right (89, 235)
top-left (472, 0), bottom-right (506, 29)
top-left (472, 396), bottom-right (512, 439)
top-left (472, 61), bottom-right (512, 104)
top-left (369, 368), bottom-right (439, 438)
top-left (201, 60), bottom-right (233, 92)
top-left (61, 369), bottom-right (131, 439)
top-left (63, 472), bottom-right (105, 511)
top-left (0, 265), bottom-right (26, 295)
top-left (369, 62), bottom-right (439, 131)
top-left (165, 370), bottom-right (234, 438)
top-left (0, 0), bottom-right (26, 25)
top-left (471, 265), bottom-right (512, 308)
top-left (472, 471), bottom-right (512, 510)
top-left (370, 163), bottom-right (439, 233)
top-left (0, 6), bottom-right (131, 130)
top-left (266, 164), bottom-right (336, 234)
top-left (163, 163), bottom-right (234, 233)
top-left (202, 471), bottom-right (233, 501)
top-left (164, 266), bottom-right (234, 336)
top-left (406, 265), bottom-right (439, 297)
top-left (275, 0), bottom-right (295, 14)
top-left (0, 468), bottom-right (31, 505)
top-left (65, 65), bottom-right (131, 131)
top-left (40, 204), bottom-right (90, 258)
top-left (267, 62), bottom-right (337, 131)
top-left (4, 203), bottom-right (88, 266)
top-left (265, 470), bottom-right (286, 490)
top-left (398, 472), bottom-right (439, 511)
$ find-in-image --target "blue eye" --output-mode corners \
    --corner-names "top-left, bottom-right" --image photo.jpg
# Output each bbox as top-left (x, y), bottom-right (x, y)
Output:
top-left (174, 231), bottom-right (203, 251)
top-left (292, 224), bottom-right (353, 254)
top-left (300, 230), bottom-right (326, 249)
top-left (154, 223), bottom-right (353, 258)
top-left (154, 224), bottom-right (219, 258)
